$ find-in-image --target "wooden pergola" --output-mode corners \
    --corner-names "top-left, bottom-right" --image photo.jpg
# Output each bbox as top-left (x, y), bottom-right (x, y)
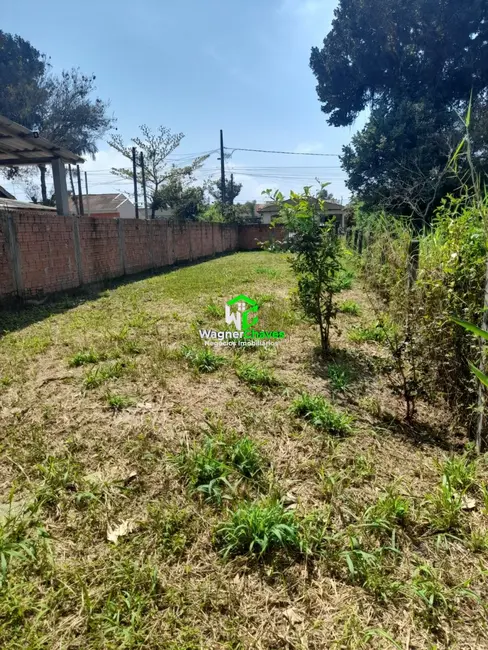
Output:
top-left (0, 114), bottom-right (84, 215)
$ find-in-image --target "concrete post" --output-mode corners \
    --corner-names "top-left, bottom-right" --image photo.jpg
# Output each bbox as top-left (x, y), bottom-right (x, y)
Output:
top-left (51, 158), bottom-right (70, 215)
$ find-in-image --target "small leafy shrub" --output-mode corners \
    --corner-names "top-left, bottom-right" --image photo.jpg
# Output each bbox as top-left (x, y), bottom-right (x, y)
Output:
top-left (69, 349), bottom-right (103, 367)
top-left (83, 360), bottom-right (128, 389)
top-left (215, 500), bottom-right (300, 558)
top-left (290, 393), bottom-right (353, 435)
top-left (339, 300), bottom-right (361, 316)
top-left (180, 345), bottom-right (226, 374)
top-left (105, 393), bottom-right (135, 411)
top-left (266, 186), bottom-right (346, 357)
top-left (235, 362), bottom-right (279, 393)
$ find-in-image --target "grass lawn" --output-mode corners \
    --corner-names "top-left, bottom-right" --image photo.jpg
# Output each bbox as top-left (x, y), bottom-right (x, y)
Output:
top-left (1, 251), bottom-right (488, 649)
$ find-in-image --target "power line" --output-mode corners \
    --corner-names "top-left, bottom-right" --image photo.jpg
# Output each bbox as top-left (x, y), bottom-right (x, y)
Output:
top-left (224, 146), bottom-right (341, 157)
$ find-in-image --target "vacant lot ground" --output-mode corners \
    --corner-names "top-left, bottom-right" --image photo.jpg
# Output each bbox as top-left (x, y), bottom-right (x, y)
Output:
top-left (1, 251), bottom-right (487, 649)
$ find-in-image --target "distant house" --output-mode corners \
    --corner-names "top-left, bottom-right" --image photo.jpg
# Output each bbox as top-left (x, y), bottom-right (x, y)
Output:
top-left (69, 193), bottom-right (136, 218)
top-left (256, 199), bottom-right (345, 226)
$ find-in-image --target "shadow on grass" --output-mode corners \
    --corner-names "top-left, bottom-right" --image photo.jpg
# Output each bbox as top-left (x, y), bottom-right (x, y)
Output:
top-left (0, 253), bottom-right (233, 339)
top-left (309, 346), bottom-right (379, 384)
top-left (374, 412), bottom-right (466, 452)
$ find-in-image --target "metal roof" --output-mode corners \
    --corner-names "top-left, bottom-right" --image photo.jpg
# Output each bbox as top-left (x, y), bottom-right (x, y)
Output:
top-left (68, 193), bottom-right (131, 213)
top-left (0, 114), bottom-right (84, 166)
top-left (0, 198), bottom-right (55, 212)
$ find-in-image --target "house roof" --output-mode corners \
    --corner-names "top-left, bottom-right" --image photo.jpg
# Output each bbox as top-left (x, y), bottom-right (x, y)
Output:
top-left (0, 114), bottom-right (84, 167)
top-left (0, 185), bottom-right (15, 199)
top-left (68, 193), bottom-right (131, 213)
top-left (0, 198), bottom-right (55, 212)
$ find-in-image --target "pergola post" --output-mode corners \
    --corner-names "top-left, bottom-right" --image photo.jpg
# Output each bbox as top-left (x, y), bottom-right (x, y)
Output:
top-left (51, 157), bottom-right (70, 215)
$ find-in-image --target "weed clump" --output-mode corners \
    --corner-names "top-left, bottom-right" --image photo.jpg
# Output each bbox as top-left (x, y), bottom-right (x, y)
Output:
top-left (291, 393), bottom-right (353, 435)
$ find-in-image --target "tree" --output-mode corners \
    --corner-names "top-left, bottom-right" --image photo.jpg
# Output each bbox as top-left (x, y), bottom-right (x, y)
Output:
top-left (208, 176), bottom-right (242, 205)
top-left (341, 99), bottom-right (463, 222)
top-left (35, 69), bottom-right (115, 205)
top-left (317, 187), bottom-right (338, 202)
top-left (268, 185), bottom-right (347, 357)
top-left (109, 125), bottom-right (208, 217)
top-left (153, 171), bottom-right (206, 221)
top-left (310, 0), bottom-right (488, 221)
top-left (310, 0), bottom-right (488, 128)
top-left (0, 31), bottom-right (48, 127)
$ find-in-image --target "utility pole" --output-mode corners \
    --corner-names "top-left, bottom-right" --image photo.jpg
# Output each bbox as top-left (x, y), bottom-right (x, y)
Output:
top-left (139, 151), bottom-right (149, 219)
top-left (84, 171), bottom-right (91, 216)
top-left (76, 165), bottom-right (84, 216)
top-left (132, 147), bottom-right (139, 219)
top-left (220, 129), bottom-right (226, 217)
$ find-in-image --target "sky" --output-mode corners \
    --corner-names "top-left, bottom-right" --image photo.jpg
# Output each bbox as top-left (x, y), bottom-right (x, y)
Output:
top-left (2, 0), bottom-right (366, 205)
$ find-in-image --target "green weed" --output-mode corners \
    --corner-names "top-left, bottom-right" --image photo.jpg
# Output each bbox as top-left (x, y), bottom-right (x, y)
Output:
top-left (327, 363), bottom-right (354, 392)
top-left (105, 393), bottom-right (136, 411)
top-left (348, 319), bottom-right (396, 344)
top-left (235, 362), bottom-right (279, 393)
top-left (0, 512), bottom-right (50, 586)
top-left (177, 438), bottom-right (232, 505)
top-left (205, 303), bottom-right (225, 319)
top-left (83, 360), bottom-right (129, 389)
top-left (339, 300), bottom-right (361, 316)
top-left (229, 437), bottom-right (265, 478)
top-left (439, 454), bottom-right (477, 491)
top-left (290, 393), bottom-right (353, 435)
top-left (146, 503), bottom-right (193, 557)
top-left (426, 475), bottom-right (463, 532)
top-left (68, 349), bottom-right (103, 367)
top-left (180, 345), bottom-right (226, 373)
top-left (216, 500), bottom-right (300, 558)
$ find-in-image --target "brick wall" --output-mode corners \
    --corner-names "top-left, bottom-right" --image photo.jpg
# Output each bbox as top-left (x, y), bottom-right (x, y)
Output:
top-left (238, 224), bottom-right (286, 250)
top-left (0, 212), bottom-right (282, 302)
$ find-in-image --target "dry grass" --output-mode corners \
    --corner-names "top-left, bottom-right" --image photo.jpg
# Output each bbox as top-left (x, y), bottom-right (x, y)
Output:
top-left (1, 251), bottom-right (488, 649)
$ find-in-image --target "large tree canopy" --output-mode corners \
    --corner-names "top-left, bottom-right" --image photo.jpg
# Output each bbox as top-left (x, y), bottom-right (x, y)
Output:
top-left (310, 0), bottom-right (488, 127)
top-left (0, 30), bottom-right (48, 127)
top-left (311, 0), bottom-right (488, 221)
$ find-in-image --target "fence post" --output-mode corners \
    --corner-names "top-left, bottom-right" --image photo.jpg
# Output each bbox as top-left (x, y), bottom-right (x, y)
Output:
top-left (357, 231), bottom-right (363, 255)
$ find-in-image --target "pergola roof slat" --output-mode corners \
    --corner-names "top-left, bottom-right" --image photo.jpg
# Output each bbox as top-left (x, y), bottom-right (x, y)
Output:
top-left (0, 114), bottom-right (84, 166)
